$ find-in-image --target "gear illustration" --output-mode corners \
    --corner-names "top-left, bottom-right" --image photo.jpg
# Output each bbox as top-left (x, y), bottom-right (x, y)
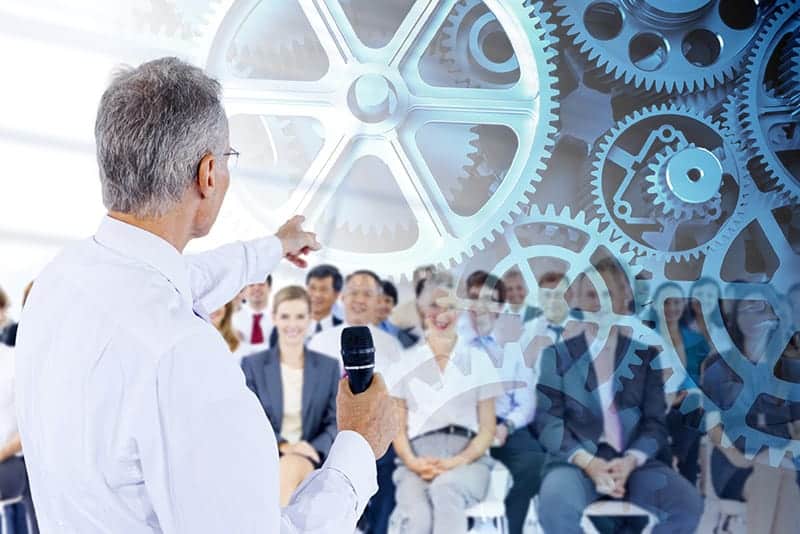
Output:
top-left (462, 204), bottom-right (665, 392)
top-left (645, 143), bottom-right (723, 221)
top-left (201, 0), bottom-right (559, 279)
top-left (668, 194), bottom-right (800, 466)
top-left (438, 0), bottom-right (520, 88)
top-left (724, 2), bottom-right (800, 202)
top-left (550, 0), bottom-right (766, 93)
top-left (592, 104), bottom-right (753, 263)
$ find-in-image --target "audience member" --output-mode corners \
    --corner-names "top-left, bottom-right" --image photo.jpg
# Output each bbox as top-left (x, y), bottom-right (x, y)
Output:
top-left (211, 300), bottom-right (259, 362)
top-left (501, 268), bottom-right (540, 323)
top-left (702, 290), bottom-right (800, 534)
top-left (648, 282), bottom-right (709, 485)
top-left (0, 286), bottom-right (9, 331)
top-left (0, 296), bottom-right (38, 532)
top-left (535, 260), bottom-right (703, 534)
top-left (1, 282), bottom-right (33, 347)
top-left (233, 274), bottom-right (273, 347)
top-left (306, 264), bottom-right (343, 336)
top-left (389, 265), bottom-right (435, 331)
top-left (461, 270), bottom-right (544, 534)
top-left (391, 276), bottom-right (503, 534)
top-left (240, 286), bottom-right (339, 506)
top-left (688, 276), bottom-right (733, 354)
top-left (307, 270), bottom-right (403, 534)
top-left (524, 271), bottom-right (572, 370)
top-left (377, 280), bottom-right (419, 349)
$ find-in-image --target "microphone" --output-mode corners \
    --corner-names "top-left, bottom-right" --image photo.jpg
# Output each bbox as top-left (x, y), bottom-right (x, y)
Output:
top-left (341, 326), bottom-right (375, 394)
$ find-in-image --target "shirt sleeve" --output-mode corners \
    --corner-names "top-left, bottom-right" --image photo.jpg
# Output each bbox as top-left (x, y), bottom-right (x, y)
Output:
top-left (146, 327), bottom-right (376, 534)
top-left (184, 236), bottom-right (283, 315)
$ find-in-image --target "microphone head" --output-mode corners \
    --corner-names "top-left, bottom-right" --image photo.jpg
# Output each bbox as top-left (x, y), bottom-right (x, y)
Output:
top-left (341, 326), bottom-right (375, 367)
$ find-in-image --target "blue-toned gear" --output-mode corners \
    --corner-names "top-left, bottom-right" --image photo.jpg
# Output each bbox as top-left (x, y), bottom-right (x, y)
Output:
top-left (462, 204), bottom-right (658, 392)
top-left (204, 0), bottom-right (559, 279)
top-left (439, 0), bottom-right (520, 88)
top-left (725, 2), bottom-right (800, 202)
top-left (550, 0), bottom-right (766, 93)
top-left (591, 104), bottom-right (753, 263)
top-left (644, 142), bottom-right (722, 221)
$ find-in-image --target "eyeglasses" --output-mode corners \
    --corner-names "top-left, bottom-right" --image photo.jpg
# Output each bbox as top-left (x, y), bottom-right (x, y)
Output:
top-left (223, 148), bottom-right (240, 168)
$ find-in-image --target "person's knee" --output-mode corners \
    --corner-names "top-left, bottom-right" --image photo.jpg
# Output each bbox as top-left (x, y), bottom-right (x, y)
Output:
top-left (537, 467), bottom-right (588, 526)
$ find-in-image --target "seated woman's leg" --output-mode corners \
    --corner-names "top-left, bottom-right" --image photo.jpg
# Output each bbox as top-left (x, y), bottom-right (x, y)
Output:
top-left (279, 454), bottom-right (315, 507)
top-left (427, 458), bottom-right (492, 534)
top-left (625, 460), bottom-right (703, 534)
top-left (392, 465), bottom-right (432, 534)
top-left (536, 464), bottom-right (596, 534)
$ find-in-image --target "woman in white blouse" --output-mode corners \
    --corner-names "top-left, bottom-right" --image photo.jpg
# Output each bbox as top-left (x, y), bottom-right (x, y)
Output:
top-left (240, 286), bottom-right (341, 505)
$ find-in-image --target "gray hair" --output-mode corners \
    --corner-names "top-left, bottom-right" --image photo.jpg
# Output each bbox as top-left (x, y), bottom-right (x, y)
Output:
top-left (95, 57), bottom-right (229, 218)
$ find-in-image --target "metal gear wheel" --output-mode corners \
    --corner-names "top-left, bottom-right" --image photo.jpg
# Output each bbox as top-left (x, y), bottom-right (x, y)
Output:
top-left (724, 2), bottom-right (800, 202)
top-left (550, 0), bottom-right (767, 93)
top-left (438, 0), bottom-right (520, 88)
top-left (591, 104), bottom-right (753, 263)
top-left (204, 0), bottom-right (559, 279)
top-left (645, 143), bottom-right (723, 221)
top-left (462, 204), bottom-right (663, 392)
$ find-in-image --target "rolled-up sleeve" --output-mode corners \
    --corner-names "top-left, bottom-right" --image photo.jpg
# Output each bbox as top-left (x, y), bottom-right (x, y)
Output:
top-left (142, 327), bottom-right (376, 534)
top-left (185, 236), bottom-right (283, 314)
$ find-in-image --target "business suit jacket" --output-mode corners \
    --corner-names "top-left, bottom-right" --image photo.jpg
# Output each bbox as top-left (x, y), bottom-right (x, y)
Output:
top-left (241, 346), bottom-right (340, 460)
top-left (535, 332), bottom-right (670, 468)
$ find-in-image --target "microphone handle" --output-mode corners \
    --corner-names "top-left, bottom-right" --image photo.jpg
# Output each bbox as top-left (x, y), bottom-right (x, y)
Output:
top-left (345, 363), bottom-right (374, 395)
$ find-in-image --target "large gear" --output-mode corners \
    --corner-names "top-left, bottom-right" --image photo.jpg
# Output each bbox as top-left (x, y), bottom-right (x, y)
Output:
top-left (725, 2), bottom-right (800, 202)
top-left (550, 0), bottom-right (766, 94)
top-left (662, 193), bottom-right (800, 466)
top-left (460, 204), bottom-right (667, 391)
top-left (203, 0), bottom-right (559, 279)
top-left (591, 104), bottom-right (753, 263)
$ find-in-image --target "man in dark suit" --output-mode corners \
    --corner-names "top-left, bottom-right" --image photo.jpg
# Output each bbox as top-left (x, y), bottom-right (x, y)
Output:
top-left (534, 261), bottom-right (703, 534)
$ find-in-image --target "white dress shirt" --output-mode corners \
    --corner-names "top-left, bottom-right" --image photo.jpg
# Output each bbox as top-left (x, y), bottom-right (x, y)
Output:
top-left (307, 313), bottom-right (338, 338)
top-left (233, 304), bottom-right (272, 347)
top-left (15, 216), bottom-right (377, 534)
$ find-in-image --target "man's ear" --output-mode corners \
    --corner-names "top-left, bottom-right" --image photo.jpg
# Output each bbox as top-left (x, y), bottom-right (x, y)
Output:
top-left (197, 153), bottom-right (216, 199)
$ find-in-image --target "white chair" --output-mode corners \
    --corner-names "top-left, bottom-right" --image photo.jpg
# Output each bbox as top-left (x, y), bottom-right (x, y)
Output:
top-left (580, 500), bottom-right (657, 534)
top-left (466, 462), bottom-right (511, 533)
top-left (387, 461), bottom-right (512, 534)
top-left (697, 437), bottom-right (746, 534)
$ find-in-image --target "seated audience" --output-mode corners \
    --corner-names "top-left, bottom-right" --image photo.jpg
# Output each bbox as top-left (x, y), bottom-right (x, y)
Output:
top-left (233, 274), bottom-right (273, 348)
top-left (461, 270), bottom-right (545, 534)
top-left (240, 286), bottom-right (339, 506)
top-left (0, 282), bottom-right (32, 347)
top-left (391, 276), bottom-right (502, 534)
top-left (535, 259), bottom-right (703, 534)
top-left (210, 300), bottom-right (257, 362)
top-left (702, 290), bottom-right (800, 534)
top-left (376, 280), bottom-right (419, 349)
top-left (0, 286), bottom-right (9, 332)
top-left (306, 264), bottom-right (343, 336)
top-left (389, 265), bottom-right (436, 332)
top-left (307, 269), bottom-right (403, 534)
top-left (501, 268), bottom-right (541, 323)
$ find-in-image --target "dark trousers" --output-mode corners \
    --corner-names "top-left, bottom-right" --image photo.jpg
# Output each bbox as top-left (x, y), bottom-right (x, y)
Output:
top-left (490, 429), bottom-right (546, 534)
top-left (666, 406), bottom-right (702, 485)
top-left (537, 445), bottom-right (703, 534)
top-left (0, 456), bottom-right (38, 534)
top-left (364, 445), bottom-right (397, 534)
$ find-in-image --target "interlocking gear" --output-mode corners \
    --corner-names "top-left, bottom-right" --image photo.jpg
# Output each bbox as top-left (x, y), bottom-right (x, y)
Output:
top-left (724, 2), bottom-right (800, 202)
top-left (203, 0), bottom-right (559, 278)
top-left (591, 104), bottom-right (752, 263)
top-left (550, 0), bottom-right (766, 93)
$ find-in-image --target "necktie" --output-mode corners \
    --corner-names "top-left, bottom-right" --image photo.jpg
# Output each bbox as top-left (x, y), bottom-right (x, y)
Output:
top-left (547, 324), bottom-right (564, 343)
top-left (315, 321), bottom-right (323, 334)
top-left (251, 313), bottom-right (264, 344)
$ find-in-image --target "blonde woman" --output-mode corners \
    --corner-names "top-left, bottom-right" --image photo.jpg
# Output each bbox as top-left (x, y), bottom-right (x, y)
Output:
top-left (240, 286), bottom-right (340, 505)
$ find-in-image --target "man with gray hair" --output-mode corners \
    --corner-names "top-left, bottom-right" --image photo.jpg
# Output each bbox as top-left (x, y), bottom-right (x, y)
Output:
top-left (14, 57), bottom-right (397, 533)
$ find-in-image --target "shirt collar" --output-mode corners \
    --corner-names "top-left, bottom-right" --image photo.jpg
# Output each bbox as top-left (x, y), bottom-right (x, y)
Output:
top-left (93, 216), bottom-right (193, 309)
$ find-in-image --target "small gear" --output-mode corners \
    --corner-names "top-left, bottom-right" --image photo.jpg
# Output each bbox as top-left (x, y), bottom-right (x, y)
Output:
top-left (550, 0), bottom-right (766, 93)
top-left (460, 204), bottom-right (663, 392)
top-left (725, 2), bottom-right (800, 201)
top-left (645, 143), bottom-right (723, 220)
top-left (592, 104), bottom-right (753, 263)
top-left (439, 0), bottom-right (520, 88)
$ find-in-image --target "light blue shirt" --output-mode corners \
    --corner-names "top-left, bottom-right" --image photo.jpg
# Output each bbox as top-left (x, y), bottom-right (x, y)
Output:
top-left (15, 216), bottom-right (376, 533)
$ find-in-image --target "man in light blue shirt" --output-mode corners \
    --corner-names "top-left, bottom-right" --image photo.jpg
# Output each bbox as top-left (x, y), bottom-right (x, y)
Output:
top-left (14, 57), bottom-right (398, 534)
